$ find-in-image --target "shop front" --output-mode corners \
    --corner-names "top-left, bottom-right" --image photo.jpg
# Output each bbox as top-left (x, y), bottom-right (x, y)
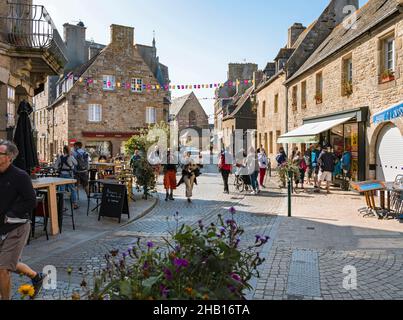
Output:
top-left (278, 107), bottom-right (368, 182)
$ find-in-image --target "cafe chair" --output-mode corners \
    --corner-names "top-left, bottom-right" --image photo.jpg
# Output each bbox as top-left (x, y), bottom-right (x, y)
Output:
top-left (30, 192), bottom-right (49, 241)
top-left (87, 180), bottom-right (103, 216)
top-left (58, 190), bottom-right (76, 231)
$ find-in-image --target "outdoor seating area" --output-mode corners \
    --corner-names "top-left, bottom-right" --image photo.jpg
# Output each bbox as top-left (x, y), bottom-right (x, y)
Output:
top-left (352, 175), bottom-right (403, 220)
top-left (27, 163), bottom-right (137, 241)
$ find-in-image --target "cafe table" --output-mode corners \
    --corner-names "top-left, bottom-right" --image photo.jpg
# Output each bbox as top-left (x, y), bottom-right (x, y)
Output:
top-left (351, 180), bottom-right (386, 218)
top-left (32, 177), bottom-right (77, 235)
top-left (380, 182), bottom-right (403, 214)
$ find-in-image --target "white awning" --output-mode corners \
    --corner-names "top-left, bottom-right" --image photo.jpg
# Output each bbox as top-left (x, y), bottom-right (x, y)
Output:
top-left (278, 116), bottom-right (354, 144)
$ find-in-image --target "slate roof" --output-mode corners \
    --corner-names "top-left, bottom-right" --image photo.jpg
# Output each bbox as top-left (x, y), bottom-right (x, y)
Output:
top-left (170, 92), bottom-right (195, 116)
top-left (287, 0), bottom-right (400, 83)
top-left (223, 86), bottom-right (255, 120)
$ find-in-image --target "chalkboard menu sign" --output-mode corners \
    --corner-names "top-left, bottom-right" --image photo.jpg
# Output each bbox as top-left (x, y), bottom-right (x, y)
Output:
top-left (98, 183), bottom-right (130, 223)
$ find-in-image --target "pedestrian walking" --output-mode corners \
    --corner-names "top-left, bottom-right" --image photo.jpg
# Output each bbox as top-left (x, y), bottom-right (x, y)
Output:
top-left (177, 152), bottom-right (201, 203)
top-left (73, 142), bottom-right (90, 196)
top-left (317, 145), bottom-right (336, 194)
top-left (293, 151), bottom-right (308, 189)
top-left (54, 146), bottom-right (79, 209)
top-left (163, 150), bottom-right (178, 201)
top-left (311, 144), bottom-right (321, 191)
top-left (276, 147), bottom-right (287, 188)
top-left (218, 148), bottom-right (233, 194)
top-left (0, 140), bottom-right (46, 300)
top-left (247, 148), bottom-right (260, 195)
top-left (305, 146), bottom-right (313, 186)
top-left (258, 148), bottom-right (268, 189)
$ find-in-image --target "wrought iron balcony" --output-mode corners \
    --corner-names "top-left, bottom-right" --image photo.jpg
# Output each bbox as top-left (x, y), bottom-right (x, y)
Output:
top-left (0, 2), bottom-right (68, 71)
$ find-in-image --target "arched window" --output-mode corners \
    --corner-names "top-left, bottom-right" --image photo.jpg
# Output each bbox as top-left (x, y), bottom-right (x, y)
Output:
top-left (189, 111), bottom-right (197, 127)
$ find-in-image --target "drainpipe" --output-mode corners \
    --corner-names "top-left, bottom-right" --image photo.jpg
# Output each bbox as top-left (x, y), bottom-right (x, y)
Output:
top-left (285, 81), bottom-right (289, 157)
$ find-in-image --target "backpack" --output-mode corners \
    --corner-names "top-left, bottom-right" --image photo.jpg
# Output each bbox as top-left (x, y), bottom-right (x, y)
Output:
top-left (75, 151), bottom-right (89, 172)
top-left (300, 159), bottom-right (308, 172)
top-left (58, 155), bottom-right (73, 173)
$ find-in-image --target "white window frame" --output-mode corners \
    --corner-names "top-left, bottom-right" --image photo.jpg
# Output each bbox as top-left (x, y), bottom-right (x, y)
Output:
top-left (7, 86), bottom-right (15, 128)
top-left (88, 104), bottom-right (102, 122)
top-left (103, 75), bottom-right (116, 91)
top-left (146, 107), bottom-right (156, 124)
top-left (384, 37), bottom-right (395, 72)
top-left (131, 78), bottom-right (143, 93)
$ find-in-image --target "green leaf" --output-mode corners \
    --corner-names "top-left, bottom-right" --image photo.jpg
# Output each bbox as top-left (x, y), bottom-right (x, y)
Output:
top-left (142, 276), bottom-right (161, 289)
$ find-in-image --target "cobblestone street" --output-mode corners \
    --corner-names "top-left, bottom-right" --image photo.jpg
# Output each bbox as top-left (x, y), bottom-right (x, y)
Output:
top-left (12, 171), bottom-right (403, 300)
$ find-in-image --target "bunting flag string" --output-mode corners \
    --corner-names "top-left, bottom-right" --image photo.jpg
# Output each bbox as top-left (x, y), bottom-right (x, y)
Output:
top-left (66, 73), bottom-right (255, 92)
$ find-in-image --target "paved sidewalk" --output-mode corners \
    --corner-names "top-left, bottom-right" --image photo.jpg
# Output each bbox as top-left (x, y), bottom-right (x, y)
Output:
top-left (252, 179), bottom-right (403, 300)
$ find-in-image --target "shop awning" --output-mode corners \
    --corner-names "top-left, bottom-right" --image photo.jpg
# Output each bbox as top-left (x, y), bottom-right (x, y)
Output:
top-left (373, 101), bottom-right (403, 124)
top-left (278, 116), bottom-right (354, 144)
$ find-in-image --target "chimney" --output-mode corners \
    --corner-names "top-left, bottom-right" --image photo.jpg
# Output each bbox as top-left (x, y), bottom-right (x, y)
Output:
top-left (253, 71), bottom-right (264, 89)
top-left (110, 24), bottom-right (135, 51)
top-left (288, 23), bottom-right (306, 48)
top-left (63, 22), bottom-right (87, 71)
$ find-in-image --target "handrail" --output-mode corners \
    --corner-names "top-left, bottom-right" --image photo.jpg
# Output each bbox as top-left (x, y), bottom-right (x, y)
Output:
top-left (0, 2), bottom-right (68, 67)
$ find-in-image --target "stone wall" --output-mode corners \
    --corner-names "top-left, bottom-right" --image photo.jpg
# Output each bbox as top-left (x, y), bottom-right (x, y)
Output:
top-left (50, 25), bottom-right (168, 158)
top-left (287, 16), bottom-right (403, 178)
top-left (256, 73), bottom-right (287, 166)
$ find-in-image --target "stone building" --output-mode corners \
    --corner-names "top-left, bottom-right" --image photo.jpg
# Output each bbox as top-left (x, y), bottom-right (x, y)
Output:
top-left (41, 24), bottom-right (170, 160)
top-left (214, 63), bottom-right (258, 133)
top-left (281, 0), bottom-right (403, 182)
top-left (255, 0), bottom-right (360, 168)
top-left (221, 86), bottom-right (256, 151)
top-left (34, 23), bottom-right (170, 161)
top-left (0, 0), bottom-right (66, 141)
top-left (169, 92), bottom-right (209, 149)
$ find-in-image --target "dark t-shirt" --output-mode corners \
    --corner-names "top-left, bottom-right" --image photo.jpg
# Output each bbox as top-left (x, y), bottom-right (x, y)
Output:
top-left (0, 165), bottom-right (36, 235)
top-left (318, 151), bottom-right (336, 173)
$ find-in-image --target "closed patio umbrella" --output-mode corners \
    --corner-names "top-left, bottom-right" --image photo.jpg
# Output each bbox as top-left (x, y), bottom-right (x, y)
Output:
top-left (13, 100), bottom-right (38, 173)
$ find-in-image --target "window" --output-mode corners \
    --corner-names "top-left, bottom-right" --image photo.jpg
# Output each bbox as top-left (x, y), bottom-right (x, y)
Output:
top-left (264, 133), bottom-right (268, 155)
top-left (342, 57), bottom-right (353, 96)
top-left (189, 111), bottom-right (197, 127)
top-left (262, 101), bottom-right (266, 118)
top-left (131, 78), bottom-right (143, 93)
top-left (301, 81), bottom-right (307, 108)
top-left (7, 86), bottom-right (15, 128)
top-left (146, 107), bottom-right (156, 124)
top-left (315, 72), bottom-right (323, 104)
top-left (292, 86), bottom-right (298, 110)
top-left (274, 94), bottom-right (279, 114)
top-left (276, 131), bottom-right (281, 152)
top-left (103, 75), bottom-right (116, 91)
top-left (88, 104), bottom-right (102, 122)
top-left (269, 132), bottom-right (273, 154)
top-left (385, 37), bottom-right (395, 72)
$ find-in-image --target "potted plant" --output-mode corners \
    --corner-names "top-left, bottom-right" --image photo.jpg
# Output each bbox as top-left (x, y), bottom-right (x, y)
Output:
top-left (314, 92), bottom-right (323, 104)
top-left (381, 69), bottom-right (395, 83)
top-left (343, 80), bottom-right (353, 96)
top-left (84, 210), bottom-right (269, 300)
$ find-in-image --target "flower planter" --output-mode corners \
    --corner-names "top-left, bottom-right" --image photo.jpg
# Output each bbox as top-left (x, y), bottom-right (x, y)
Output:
top-left (380, 75), bottom-right (395, 83)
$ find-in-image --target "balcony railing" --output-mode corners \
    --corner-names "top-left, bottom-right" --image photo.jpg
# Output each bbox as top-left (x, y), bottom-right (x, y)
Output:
top-left (0, 2), bottom-right (67, 68)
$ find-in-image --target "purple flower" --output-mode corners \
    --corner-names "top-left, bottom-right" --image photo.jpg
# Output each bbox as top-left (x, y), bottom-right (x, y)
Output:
top-left (164, 268), bottom-right (173, 281)
top-left (231, 273), bottom-right (242, 282)
top-left (220, 227), bottom-right (226, 234)
top-left (173, 258), bottom-right (189, 269)
top-left (143, 262), bottom-right (150, 270)
top-left (147, 241), bottom-right (154, 249)
top-left (160, 285), bottom-right (170, 298)
top-left (229, 207), bottom-right (236, 214)
top-left (175, 245), bottom-right (181, 253)
top-left (122, 252), bottom-right (128, 259)
top-left (255, 235), bottom-right (261, 243)
top-left (227, 285), bottom-right (237, 293)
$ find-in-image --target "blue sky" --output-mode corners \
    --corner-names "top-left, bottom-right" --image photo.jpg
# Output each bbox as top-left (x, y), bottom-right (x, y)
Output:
top-left (35, 0), bottom-right (367, 121)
